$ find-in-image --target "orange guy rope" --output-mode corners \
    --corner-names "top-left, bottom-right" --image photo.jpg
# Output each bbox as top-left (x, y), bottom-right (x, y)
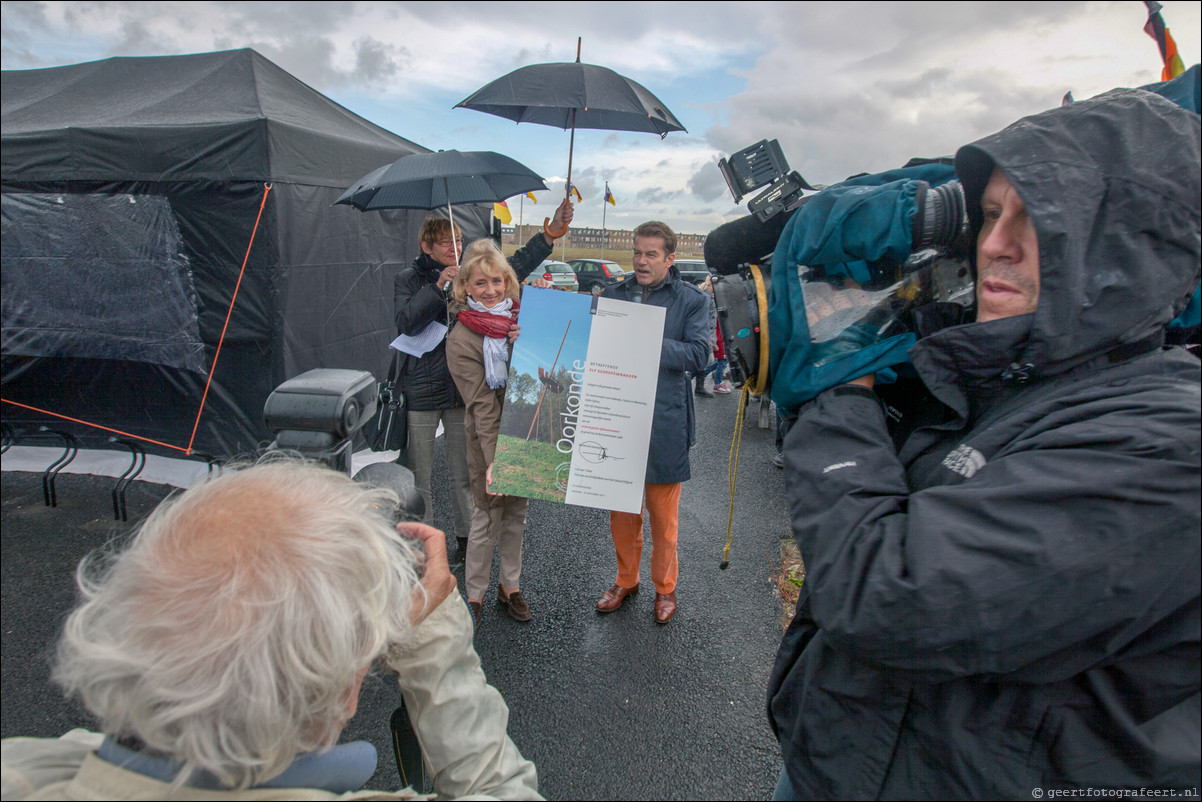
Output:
top-left (1, 400), bottom-right (190, 453)
top-left (186, 182), bottom-right (273, 453)
top-left (2, 183), bottom-right (273, 456)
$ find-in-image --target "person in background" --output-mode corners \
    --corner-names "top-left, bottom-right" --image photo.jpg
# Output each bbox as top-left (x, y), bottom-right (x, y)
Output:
top-left (695, 276), bottom-right (732, 395)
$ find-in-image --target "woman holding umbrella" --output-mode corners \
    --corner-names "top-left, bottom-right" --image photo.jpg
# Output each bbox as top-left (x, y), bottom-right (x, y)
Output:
top-left (393, 200), bottom-right (572, 559)
top-left (445, 239), bottom-right (549, 628)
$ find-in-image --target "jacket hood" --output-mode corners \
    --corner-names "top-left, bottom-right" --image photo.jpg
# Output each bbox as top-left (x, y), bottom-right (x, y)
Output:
top-left (952, 88), bottom-right (1200, 378)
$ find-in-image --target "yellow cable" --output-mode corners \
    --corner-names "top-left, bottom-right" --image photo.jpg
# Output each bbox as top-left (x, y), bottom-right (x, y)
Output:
top-left (744, 264), bottom-right (770, 397)
top-left (722, 382), bottom-right (751, 568)
top-left (722, 263), bottom-right (770, 566)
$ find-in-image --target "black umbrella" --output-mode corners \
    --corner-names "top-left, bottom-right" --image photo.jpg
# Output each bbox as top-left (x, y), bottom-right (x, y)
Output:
top-left (456, 38), bottom-right (686, 236)
top-left (335, 149), bottom-right (548, 262)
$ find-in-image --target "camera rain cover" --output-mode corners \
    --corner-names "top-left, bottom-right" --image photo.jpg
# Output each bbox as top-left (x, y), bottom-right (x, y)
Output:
top-left (768, 249), bottom-right (973, 412)
top-left (801, 250), bottom-right (973, 368)
top-left (1, 192), bottom-right (205, 373)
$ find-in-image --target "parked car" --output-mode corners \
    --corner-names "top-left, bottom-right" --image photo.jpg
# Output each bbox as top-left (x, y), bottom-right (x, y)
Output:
top-left (568, 258), bottom-right (626, 295)
top-left (524, 260), bottom-right (579, 292)
top-left (673, 259), bottom-right (712, 286)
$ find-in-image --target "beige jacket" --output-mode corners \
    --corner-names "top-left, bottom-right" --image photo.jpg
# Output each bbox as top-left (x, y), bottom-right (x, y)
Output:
top-left (1, 597), bottom-right (539, 801)
top-left (444, 320), bottom-right (519, 512)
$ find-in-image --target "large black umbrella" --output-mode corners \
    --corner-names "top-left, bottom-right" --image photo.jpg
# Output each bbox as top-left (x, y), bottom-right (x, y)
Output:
top-left (455, 39), bottom-right (685, 236)
top-left (335, 149), bottom-right (547, 262)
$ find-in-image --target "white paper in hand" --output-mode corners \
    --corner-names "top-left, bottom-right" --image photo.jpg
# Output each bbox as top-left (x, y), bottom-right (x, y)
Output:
top-left (390, 321), bottom-right (447, 357)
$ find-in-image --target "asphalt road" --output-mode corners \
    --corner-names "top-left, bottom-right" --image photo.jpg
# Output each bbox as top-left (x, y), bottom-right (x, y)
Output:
top-left (1, 389), bottom-right (792, 800)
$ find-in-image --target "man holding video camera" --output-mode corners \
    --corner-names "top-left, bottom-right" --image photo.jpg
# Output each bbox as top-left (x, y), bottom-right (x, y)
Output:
top-left (0, 457), bottom-right (540, 800)
top-left (768, 89), bottom-right (1201, 797)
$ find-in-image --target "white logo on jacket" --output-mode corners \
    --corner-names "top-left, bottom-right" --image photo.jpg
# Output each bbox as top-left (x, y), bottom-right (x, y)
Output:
top-left (942, 444), bottom-right (987, 478)
top-left (822, 461), bottom-right (857, 474)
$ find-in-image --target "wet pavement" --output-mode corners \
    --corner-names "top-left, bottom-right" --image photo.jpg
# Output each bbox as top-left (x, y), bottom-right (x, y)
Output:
top-left (1, 389), bottom-right (792, 800)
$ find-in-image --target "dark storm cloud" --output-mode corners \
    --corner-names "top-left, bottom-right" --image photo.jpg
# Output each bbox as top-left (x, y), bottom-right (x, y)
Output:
top-left (700, 1), bottom-right (1157, 188)
top-left (353, 37), bottom-right (404, 83)
top-left (2, 1), bottom-right (411, 90)
top-left (636, 186), bottom-right (684, 206)
top-left (688, 158), bottom-right (731, 203)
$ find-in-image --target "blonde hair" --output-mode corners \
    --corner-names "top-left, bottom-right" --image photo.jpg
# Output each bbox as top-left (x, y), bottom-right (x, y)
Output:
top-left (452, 238), bottom-right (521, 305)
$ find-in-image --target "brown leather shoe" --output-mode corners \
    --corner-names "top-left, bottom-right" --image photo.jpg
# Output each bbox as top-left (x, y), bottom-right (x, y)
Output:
top-left (595, 583), bottom-right (639, 613)
top-left (498, 586), bottom-right (531, 622)
top-left (468, 600), bottom-right (482, 630)
top-left (654, 591), bottom-right (677, 624)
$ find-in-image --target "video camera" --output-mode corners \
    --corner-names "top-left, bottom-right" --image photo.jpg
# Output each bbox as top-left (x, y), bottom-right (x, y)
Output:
top-left (706, 141), bottom-right (974, 405)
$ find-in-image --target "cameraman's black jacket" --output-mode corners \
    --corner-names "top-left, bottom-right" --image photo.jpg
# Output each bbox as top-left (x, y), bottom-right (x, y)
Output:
top-left (392, 233), bottom-right (550, 411)
top-left (769, 90), bottom-right (1201, 797)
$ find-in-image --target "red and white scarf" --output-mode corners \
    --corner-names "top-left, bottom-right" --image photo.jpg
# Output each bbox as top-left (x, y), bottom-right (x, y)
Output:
top-left (458, 298), bottom-right (517, 388)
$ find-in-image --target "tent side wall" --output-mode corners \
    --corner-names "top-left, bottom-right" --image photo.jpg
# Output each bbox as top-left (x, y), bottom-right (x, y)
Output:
top-left (1, 179), bottom-right (432, 458)
top-left (274, 182), bottom-right (418, 383)
top-left (2, 178), bottom-right (280, 457)
top-left (1, 50), bottom-right (498, 460)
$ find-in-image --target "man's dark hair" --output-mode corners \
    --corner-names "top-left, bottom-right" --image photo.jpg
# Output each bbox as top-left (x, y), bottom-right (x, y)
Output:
top-left (633, 221), bottom-right (677, 255)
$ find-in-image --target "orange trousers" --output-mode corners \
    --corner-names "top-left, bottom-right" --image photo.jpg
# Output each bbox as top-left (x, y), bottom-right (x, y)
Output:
top-left (609, 482), bottom-right (682, 594)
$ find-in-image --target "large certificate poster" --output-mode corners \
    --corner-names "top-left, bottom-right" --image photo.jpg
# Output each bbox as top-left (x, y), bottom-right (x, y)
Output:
top-left (490, 287), bottom-right (665, 514)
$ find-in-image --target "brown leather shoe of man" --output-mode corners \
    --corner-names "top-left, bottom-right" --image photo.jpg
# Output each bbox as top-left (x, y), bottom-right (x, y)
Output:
top-left (654, 591), bottom-right (677, 624)
top-left (498, 586), bottom-right (532, 622)
top-left (595, 583), bottom-right (639, 613)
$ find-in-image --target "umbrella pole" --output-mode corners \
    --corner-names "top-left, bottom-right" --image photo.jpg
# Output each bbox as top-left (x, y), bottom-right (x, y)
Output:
top-left (545, 36), bottom-right (581, 240)
top-left (544, 109), bottom-right (576, 239)
top-left (445, 177), bottom-right (460, 265)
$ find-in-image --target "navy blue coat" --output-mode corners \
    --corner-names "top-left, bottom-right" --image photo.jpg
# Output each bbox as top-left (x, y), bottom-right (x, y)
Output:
top-left (602, 266), bottom-right (711, 484)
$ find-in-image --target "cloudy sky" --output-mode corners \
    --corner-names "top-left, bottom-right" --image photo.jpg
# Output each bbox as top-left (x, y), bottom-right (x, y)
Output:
top-left (3, 1), bottom-right (1199, 235)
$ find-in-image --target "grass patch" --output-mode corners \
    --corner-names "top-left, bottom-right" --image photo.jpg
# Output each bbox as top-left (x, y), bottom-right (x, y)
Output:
top-left (770, 538), bottom-right (805, 632)
top-left (491, 434), bottom-right (570, 503)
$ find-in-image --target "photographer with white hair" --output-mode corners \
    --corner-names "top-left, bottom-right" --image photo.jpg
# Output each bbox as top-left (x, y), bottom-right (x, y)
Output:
top-left (0, 456), bottom-right (540, 800)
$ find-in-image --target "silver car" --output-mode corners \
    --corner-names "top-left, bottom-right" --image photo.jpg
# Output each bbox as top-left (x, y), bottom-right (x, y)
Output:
top-left (524, 260), bottom-right (580, 292)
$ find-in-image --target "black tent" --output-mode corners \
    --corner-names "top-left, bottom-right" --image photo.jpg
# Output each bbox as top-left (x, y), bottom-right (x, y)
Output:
top-left (2, 49), bottom-right (487, 459)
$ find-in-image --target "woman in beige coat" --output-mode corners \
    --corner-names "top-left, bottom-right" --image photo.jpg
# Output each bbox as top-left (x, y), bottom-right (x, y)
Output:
top-left (446, 239), bottom-right (544, 629)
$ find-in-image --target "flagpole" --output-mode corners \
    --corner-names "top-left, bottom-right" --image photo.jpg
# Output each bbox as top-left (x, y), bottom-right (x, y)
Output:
top-left (601, 182), bottom-right (608, 262)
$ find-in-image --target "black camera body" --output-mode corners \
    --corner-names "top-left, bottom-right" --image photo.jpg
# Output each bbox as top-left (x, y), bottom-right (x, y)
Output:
top-left (713, 267), bottom-right (771, 389)
top-left (706, 139), bottom-right (974, 397)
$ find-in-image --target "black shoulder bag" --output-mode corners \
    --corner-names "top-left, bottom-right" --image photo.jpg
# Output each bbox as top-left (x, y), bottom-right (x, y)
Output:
top-left (370, 351), bottom-right (408, 453)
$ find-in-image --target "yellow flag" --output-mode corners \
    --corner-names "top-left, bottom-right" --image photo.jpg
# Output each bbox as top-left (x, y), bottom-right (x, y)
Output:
top-left (493, 202), bottom-right (512, 225)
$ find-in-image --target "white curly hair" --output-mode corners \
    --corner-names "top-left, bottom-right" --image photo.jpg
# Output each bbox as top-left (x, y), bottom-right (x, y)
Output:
top-left (53, 454), bottom-right (423, 789)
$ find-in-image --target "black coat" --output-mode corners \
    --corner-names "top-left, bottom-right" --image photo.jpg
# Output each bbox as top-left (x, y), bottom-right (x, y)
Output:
top-left (769, 89), bottom-right (1201, 797)
top-left (392, 233), bottom-right (551, 411)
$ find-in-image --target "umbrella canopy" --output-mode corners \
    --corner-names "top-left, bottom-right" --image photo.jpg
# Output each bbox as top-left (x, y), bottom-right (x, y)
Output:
top-left (334, 149), bottom-right (547, 212)
top-left (455, 62), bottom-right (686, 137)
top-left (456, 42), bottom-right (685, 238)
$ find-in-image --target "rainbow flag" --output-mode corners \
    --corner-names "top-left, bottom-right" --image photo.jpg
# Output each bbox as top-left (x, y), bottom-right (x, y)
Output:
top-left (1144, 1), bottom-right (1186, 80)
top-left (493, 201), bottom-right (512, 225)
top-left (570, 184), bottom-right (583, 202)
top-left (604, 185), bottom-right (617, 206)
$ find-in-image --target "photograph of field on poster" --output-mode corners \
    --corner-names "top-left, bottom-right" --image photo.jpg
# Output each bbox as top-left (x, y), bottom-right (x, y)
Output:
top-left (491, 288), bottom-right (593, 500)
